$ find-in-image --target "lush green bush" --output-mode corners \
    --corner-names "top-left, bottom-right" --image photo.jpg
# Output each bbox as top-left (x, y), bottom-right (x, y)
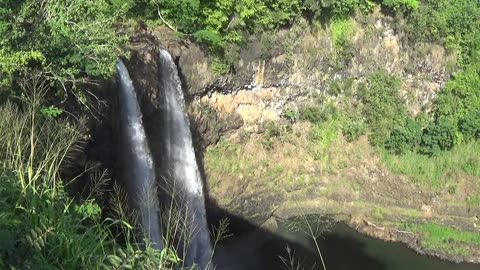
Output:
top-left (382, 0), bottom-right (419, 11)
top-left (434, 64), bottom-right (480, 124)
top-left (151, 0), bottom-right (200, 33)
top-left (459, 110), bottom-right (480, 141)
top-left (420, 117), bottom-right (458, 155)
top-left (385, 117), bottom-right (422, 155)
top-left (0, 0), bottom-right (129, 110)
top-left (407, 0), bottom-right (480, 66)
top-left (358, 72), bottom-right (407, 146)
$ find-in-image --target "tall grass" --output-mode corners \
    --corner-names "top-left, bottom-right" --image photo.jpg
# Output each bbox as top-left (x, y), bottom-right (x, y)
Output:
top-left (381, 142), bottom-right (480, 191)
top-left (283, 208), bottom-right (333, 270)
top-left (0, 88), bottom-right (115, 268)
top-left (0, 83), bottom-right (221, 269)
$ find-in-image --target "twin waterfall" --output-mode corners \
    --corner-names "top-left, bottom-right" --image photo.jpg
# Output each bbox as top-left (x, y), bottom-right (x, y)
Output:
top-left (116, 50), bottom-right (212, 269)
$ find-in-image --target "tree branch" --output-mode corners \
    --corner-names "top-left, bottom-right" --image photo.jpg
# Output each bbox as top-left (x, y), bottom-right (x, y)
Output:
top-left (157, 7), bottom-right (176, 32)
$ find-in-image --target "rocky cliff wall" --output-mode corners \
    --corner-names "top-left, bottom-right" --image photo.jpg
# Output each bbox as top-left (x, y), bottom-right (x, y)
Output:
top-left (143, 11), bottom-right (455, 147)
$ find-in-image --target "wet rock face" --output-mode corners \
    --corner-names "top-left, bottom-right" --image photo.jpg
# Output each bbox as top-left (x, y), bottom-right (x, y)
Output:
top-left (125, 45), bottom-right (162, 120)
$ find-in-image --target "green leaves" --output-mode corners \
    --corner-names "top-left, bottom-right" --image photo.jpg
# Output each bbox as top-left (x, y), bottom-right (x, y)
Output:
top-left (40, 105), bottom-right (63, 118)
top-left (193, 29), bottom-right (224, 50)
top-left (382, 0), bottom-right (419, 10)
top-left (386, 117), bottom-right (422, 155)
top-left (421, 117), bottom-right (458, 155)
top-left (152, 0), bottom-right (200, 33)
top-left (74, 200), bottom-right (102, 222)
top-left (1, 0), bottom-right (128, 103)
top-left (25, 223), bottom-right (51, 252)
top-left (359, 72), bottom-right (407, 146)
top-left (408, 0), bottom-right (480, 66)
top-left (459, 110), bottom-right (480, 141)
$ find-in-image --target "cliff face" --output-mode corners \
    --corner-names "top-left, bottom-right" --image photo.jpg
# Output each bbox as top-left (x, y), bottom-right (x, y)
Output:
top-left (120, 13), bottom-right (480, 263)
top-left (124, 10), bottom-right (457, 219)
top-left (166, 13), bottom-right (453, 138)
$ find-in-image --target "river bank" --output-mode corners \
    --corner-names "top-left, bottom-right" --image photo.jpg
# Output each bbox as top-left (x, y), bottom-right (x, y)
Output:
top-left (203, 124), bottom-right (480, 264)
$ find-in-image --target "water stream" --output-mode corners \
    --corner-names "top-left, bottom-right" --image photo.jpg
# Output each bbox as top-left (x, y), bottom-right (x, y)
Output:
top-left (157, 49), bottom-right (212, 269)
top-left (116, 60), bottom-right (163, 249)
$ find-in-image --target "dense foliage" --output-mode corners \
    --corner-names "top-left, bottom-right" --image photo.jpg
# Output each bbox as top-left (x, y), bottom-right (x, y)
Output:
top-left (407, 0), bottom-right (480, 66)
top-left (0, 0), bottom-right (128, 108)
top-left (1, 0), bottom-right (479, 267)
top-left (0, 96), bottom-right (184, 269)
top-left (358, 72), bottom-right (407, 146)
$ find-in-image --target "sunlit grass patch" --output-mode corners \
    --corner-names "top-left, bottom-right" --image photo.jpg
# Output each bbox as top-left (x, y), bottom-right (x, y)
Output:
top-left (405, 222), bottom-right (480, 256)
top-left (381, 142), bottom-right (480, 191)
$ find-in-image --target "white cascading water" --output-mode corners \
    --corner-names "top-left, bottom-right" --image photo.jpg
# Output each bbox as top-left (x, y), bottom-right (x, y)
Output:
top-left (116, 60), bottom-right (163, 250)
top-left (158, 49), bottom-right (212, 269)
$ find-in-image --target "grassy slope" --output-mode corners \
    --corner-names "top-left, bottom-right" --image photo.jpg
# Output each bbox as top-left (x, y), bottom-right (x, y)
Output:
top-left (204, 121), bottom-right (480, 257)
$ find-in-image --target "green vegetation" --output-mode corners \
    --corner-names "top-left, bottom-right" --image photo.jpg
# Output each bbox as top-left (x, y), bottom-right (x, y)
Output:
top-left (358, 72), bottom-right (407, 146)
top-left (382, 142), bottom-right (480, 190)
top-left (1, 0), bottom-right (479, 265)
top-left (385, 117), bottom-right (422, 155)
top-left (0, 0), bottom-right (129, 108)
top-left (407, 0), bottom-right (480, 66)
top-left (404, 222), bottom-right (480, 256)
top-left (0, 95), bottom-right (180, 269)
top-left (331, 19), bottom-right (357, 66)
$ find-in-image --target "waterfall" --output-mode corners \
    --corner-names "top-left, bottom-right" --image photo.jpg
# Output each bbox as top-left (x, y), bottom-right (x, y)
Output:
top-left (158, 49), bottom-right (212, 269)
top-left (116, 60), bottom-right (163, 250)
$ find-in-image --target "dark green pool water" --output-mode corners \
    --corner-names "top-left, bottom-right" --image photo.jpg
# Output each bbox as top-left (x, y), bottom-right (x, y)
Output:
top-left (261, 222), bottom-right (479, 270)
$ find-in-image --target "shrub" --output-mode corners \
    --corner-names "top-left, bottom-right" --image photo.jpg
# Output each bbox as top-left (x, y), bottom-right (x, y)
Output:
top-left (382, 0), bottom-right (419, 11)
top-left (434, 64), bottom-right (480, 123)
top-left (193, 29), bottom-right (224, 50)
top-left (459, 110), bottom-right (480, 141)
top-left (262, 122), bottom-right (293, 150)
top-left (299, 105), bottom-right (325, 124)
top-left (211, 57), bottom-right (231, 75)
top-left (283, 107), bottom-right (299, 122)
top-left (342, 115), bottom-right (367, 142)
top-left (385, 117), bottom-right (422, 155)
top-left (331, 19), bottom-right (356, 49)
top-left (421, 117), bottom-right (458, 155)
top-left (0, 0), bottom-right (128, 93)
top-left (151, 0), bottom-right (200, 33)
top-left (358, 72), bottom-right (407, 146)
top-left (407, 0), bottom-right (480, 66)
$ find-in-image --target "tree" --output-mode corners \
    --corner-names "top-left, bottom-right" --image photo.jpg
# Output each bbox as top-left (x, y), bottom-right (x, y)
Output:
top-left (421, 117), bottom-right (458, 155)
top-left (386, 117), bottom-right (422, 155)
top-left (0, 0), bottom-right (128, 107)
top-left (459, 110), bottom-right (480, 141)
